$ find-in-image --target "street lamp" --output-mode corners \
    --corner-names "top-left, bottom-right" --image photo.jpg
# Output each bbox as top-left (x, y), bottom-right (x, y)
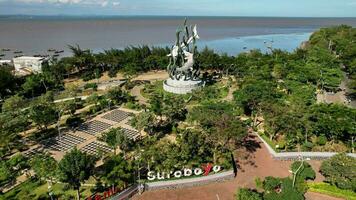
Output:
top-left (289, 155), bottom-right (304, 188)
top-left (135, 148), bottom-right (145, 195)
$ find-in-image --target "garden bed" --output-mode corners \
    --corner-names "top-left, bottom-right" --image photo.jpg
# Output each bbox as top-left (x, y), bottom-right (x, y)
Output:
top-left (308, 182), bottom-right (356, 200)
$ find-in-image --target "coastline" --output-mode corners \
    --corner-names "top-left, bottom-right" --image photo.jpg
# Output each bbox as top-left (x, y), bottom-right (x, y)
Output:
top-left (1, 16), bottom-right (355, 59)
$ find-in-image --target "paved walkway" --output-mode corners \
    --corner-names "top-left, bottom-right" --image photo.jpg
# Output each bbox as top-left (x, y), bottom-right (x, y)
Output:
top-left (222, 86), bottom-right (237, 102)
top-left (134, 135), bottom-right (327, 200)
top-left (54, 95), bottom-right (89, 103)
top-left (132, 70), bottom-right (168, 82)
top-left (1, 171), bottom-right (34, 193)
top-left (131, 85), bottom-right (148, 105)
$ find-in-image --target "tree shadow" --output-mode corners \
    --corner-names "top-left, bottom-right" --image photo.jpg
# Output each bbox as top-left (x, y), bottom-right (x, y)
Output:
top-left (240, 134), bottom-right (262, 153)
top-left (234, 135), bottom-right (261, 171)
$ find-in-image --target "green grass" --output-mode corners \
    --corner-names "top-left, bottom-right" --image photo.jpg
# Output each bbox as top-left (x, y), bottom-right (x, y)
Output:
top-left (141, 81), bottom-right (192, 101)
top-left (0, 179), bottom-right (93, 200)
top-left (308, 182), bottom-right (356, 200)
top-left (260, 134), bottom-right (280, 153)
top-left (141, 81), bottom-right (165, 99)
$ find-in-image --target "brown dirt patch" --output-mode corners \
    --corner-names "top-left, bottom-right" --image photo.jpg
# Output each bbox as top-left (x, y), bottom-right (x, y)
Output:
top-left (134, 135), bottom-right (325, 200)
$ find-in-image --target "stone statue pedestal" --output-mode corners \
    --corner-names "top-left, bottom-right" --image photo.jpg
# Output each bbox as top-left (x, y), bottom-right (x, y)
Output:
top-left (163, 78), bottom-right (204, 94)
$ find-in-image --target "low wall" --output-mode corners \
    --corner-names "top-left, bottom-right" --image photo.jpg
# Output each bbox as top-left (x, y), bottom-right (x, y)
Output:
top-left (145, 170), bottom-right (235, 191)
top-left (109, 185), bottom-right (139, 200)
top-left (255, 133), bottom-right (356, 160)
top-left (163, 79), bottom-right (204, 94)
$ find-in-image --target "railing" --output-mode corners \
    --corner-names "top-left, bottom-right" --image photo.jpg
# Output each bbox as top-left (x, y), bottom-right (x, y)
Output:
top-left (109, 184), bottom-right (139, 200)
top-left (255, 132), bottom-right (356, 160)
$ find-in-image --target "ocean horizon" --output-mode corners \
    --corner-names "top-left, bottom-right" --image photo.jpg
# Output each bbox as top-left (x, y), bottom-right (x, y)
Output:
top-left (0, 16), bottom-right (356, 59)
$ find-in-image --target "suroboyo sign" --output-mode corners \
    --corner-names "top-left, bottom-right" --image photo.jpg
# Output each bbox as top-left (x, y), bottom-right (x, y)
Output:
top-left (147, 163), bottom-right (222, 181)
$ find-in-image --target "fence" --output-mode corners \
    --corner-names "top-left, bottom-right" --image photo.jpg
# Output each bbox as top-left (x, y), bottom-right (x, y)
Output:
top-left (109, 184), bottom-right (139, 200)
top-left (255, 132), bottom-right (356, 160)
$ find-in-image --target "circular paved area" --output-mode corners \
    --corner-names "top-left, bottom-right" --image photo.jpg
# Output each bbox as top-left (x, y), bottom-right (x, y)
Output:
top-left (134, 135), bottom-right (329, 200)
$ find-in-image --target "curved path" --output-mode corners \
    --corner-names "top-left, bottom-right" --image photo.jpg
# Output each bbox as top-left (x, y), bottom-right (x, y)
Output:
top-left (131, 85), bottom-right (149, 105)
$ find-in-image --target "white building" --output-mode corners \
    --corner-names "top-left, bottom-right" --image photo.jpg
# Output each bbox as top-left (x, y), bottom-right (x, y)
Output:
top-left (12, 56), bottom-right (48, 73)
top-left (0, 60), bottom-right (12, 65)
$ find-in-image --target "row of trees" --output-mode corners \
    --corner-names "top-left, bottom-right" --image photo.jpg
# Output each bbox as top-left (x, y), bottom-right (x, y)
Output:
top-left (128, 86), bottom-right (248, 172)
top-left (0, 86), bottom-right (132, 158)
top-left (232, 26), bottom-right (356, 151)
top-left (30, 149), bottom-right (133, 200)
top-left (1, 27), bottom-right (353, 101)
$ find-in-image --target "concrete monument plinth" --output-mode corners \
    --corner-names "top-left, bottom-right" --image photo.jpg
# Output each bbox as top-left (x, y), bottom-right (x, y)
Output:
top-left (163, 18), bottom-right (205, 94)
top-left (163, 78), bottom-right (204, 94)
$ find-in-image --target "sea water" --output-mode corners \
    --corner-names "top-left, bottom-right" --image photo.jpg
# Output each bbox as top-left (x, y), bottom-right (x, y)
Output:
top-left (0, 16), bottom-right (355, 59)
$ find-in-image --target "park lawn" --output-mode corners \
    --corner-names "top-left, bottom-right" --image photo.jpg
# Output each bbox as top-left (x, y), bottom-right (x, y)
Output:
top-left (141, 80), bottom-right (164, 99)
top-left (0, 179), bottom-right (94, 200)
top-left (260, 133), bottom-right (280, 153)
top-left (308, 182), bottom-right (356, 200)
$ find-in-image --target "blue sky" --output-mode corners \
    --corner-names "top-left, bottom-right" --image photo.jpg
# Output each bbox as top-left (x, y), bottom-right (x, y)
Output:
top-left (0, 0), bottom-right (356, 17)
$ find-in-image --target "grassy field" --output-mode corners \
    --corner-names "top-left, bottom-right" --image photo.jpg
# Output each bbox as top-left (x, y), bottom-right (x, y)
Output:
top-left (308, 182), bottom-right (356, 200)
top-left (0, 179), bottom-right (93, 200)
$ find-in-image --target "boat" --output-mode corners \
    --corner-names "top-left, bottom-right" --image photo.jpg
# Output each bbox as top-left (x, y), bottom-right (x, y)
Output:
top-left (53, 54), bottom-right (60, 57)
top-left (55, 50), bottom-right (64, 54)
top-left (1, 48), bottom-right (11, 51)
top-left (0, 54), bottom-right (5, 57)
top-left (48, 48), bottom-right (56, 52)
top-left (14, 50), bottom-right (23, 54)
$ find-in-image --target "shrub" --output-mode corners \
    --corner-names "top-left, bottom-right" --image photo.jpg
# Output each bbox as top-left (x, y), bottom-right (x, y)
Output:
top-left (125, 102), bottom-right (141, 110)
top-left (317, 135), bottom-right (327, 146)
top-left (263, 177), bottom-right (304, 200)
top-left (83, 83), bottom-right (98, 91)
top-left (254, 177), bottom-right (263, 189)
top-left (235, 188), bottom-right (262, 200)
top-left (276, 141), bottom-right (286, 150)
top-left (320, 153), bottom-right (356, 191)
top-left (291, 161), bottom-right (316, 181)
top-left (302, 141), bottom-right (314, 151)
top-left (88, 105), bottom-right (103, 115)
top-left (291, 161), bottom-right (316, 192)
top-left (66, 116), bottom-right (84, 128)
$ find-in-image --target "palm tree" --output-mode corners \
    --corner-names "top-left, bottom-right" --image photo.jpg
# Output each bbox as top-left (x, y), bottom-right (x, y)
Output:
top-left (67, 44), bottom-right (93, 72)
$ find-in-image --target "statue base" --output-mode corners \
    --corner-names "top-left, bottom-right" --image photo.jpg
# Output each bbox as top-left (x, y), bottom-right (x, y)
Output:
top-left (163, 78), bottom-right (204, 94)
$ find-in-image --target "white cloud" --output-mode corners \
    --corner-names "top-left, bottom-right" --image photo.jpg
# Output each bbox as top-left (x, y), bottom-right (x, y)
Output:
top-left (8, 0), bottom-right (120, 7)
top-left (101, 1), bottom-right (108, 7)
top-left (13, 0), bottom-right (82, 3)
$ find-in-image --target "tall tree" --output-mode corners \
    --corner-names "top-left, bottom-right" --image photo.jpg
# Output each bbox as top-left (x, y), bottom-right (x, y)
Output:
top-left (58, 148), bottom-right (97, 200)
top-left (100, 128), bottom-right (133, 155)
top-left (30, 153), bottom-right (58, 182)
top-left (29, 102), bottom-right (58, 131)
top-left (100, 154), bottom-right (134, 188)
top-left (189, 102), bottom-right (247, 163)
top-left (0, 68), bottom-right (16, 100)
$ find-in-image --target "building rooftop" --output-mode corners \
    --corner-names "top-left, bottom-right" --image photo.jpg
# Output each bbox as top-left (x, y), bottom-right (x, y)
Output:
top-left (13, 56), bottom-right (47, 61)
top-left (0, 60), bottom-right (12, 63)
